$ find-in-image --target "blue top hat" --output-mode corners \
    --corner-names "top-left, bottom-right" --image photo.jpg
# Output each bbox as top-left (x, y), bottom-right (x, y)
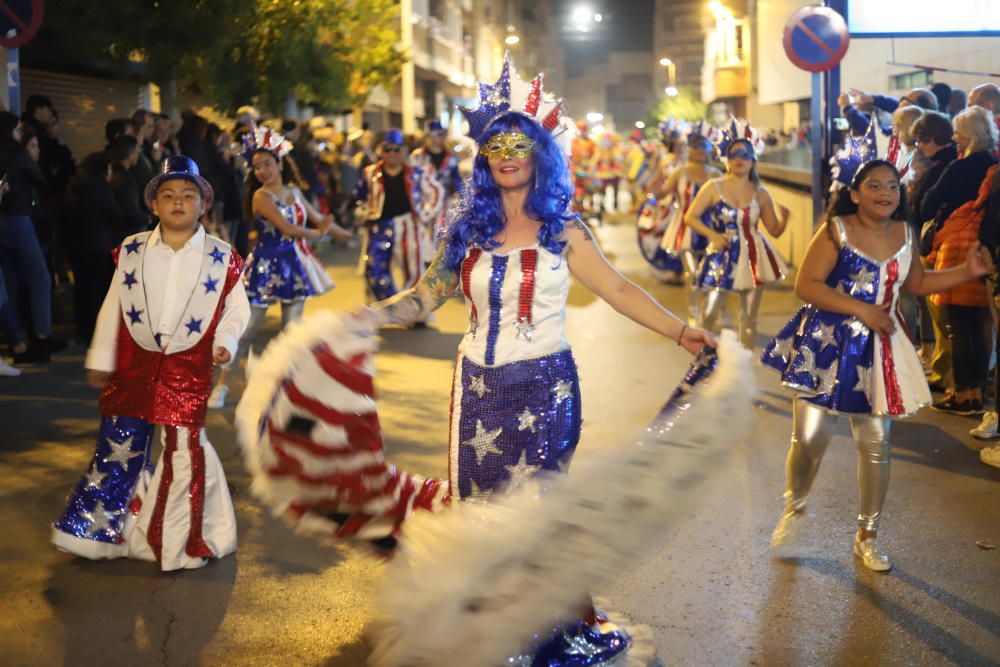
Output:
top-left (382, 129), bottom-right (404, 146)
top-left (427, 120), bottom-right (445, 135)
top-left (143, 155), bottom-right (215, 210)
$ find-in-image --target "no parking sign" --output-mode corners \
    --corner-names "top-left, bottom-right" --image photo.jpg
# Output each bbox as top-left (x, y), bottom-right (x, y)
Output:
top-left (782, 5), bottom-right (850, 73)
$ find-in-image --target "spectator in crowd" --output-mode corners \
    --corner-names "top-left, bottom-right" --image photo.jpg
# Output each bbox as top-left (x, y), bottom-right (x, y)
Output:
top-left (948, 88), bottom-right (968, 118)
top-left (912, 112), bottom-right (958, 225)
top-left (153, 113), bottom-right (179, 161)
top-left (107, 134), bottom-right (148, 239)
top-left (891, 106), bottom-right (923, 182)
top-left (203, 122), bottom-right (243, 244)
top-left (104, 117), bottom-right (132, 147)
top-left (926, 106), bottom-right (999, 414)
top-left (63, 152), bottom-right (120, 343)
top-left (291, 122), bottom-right (322, 205)
top-left (973, 156), bottom-right (1000, 468)
top-left (129, 109), bottom-right (156, 191)
top-left (0, 111), bottom-right (63, 363)
top-left (840, 86), bottom-right (939, 136)
top-left (930, 82), bottom-right (952, 115)
top-left (21, 95), bottom-right (75, 201)
top-left (968, 83), bottom-right (1000, 118)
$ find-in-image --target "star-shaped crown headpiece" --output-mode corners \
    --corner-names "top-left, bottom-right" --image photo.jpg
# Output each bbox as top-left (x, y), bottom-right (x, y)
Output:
top-left (460, 52), bottom-right (568, 144)
top-left (712, 118), bottom-right (766, 157)
top-left (241, 122), bottom-right (292, 162)
top-left (829, 114), bottom-right (880, 192)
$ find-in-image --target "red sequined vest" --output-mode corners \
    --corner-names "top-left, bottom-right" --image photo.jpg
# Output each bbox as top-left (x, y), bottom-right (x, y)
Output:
top-left (99, 251), bottom-right (244, 428)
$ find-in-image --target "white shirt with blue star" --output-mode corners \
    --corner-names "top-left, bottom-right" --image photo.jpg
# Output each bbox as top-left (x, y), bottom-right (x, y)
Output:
top-left (86, 225), bottom-right (250, 372)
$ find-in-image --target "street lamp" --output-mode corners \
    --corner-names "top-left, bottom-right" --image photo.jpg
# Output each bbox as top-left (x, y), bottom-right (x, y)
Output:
top-left (586, 111), bottom-right (604, 123)
top-left (665, 86), bottom-right (679, 97)
top-left (505, 24), bottom-right (520, 46)
top-left (635, 121), bottom-right (646, 129)
top-left (659, 57), bottom-right (677, 91)
top-left (572, 6), bottom-right (592, 24)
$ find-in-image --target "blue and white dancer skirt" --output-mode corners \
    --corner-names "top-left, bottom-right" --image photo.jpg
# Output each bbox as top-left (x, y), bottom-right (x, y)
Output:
top-left (449, 349), bottom-right (581, 500)
top-left (245, 230), bottom-right (334, 306)
top-left (52, 416), bottom-right (154, 558)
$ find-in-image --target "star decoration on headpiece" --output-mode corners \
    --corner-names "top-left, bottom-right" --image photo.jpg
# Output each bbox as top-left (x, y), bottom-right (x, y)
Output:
top-left (209, 247), bottom-right (226, 264)
top-left (126, 304), bottom-right (144, 325)
top-left (202, 275), bottom-right (219, 294)
top-left (185, 316), bottom-right (203, 336)
top-left (124, 238), bottom-right (143, 255)
top-left (712, 118), bottom-right (766, 157)
top-left (832, 115), bottom-right (878, 190)
top-left (241, 122), bottom-right (291, 162)
top-left (460, 52), bottom-right (566, 144)
top-left (123, 270), bottom-right (138, 290)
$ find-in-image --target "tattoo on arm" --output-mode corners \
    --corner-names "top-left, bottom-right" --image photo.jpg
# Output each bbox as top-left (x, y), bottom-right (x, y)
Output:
top-left (572, 217), bottom-right (595, 242)
top-left (370, 248), bottom-right (460, 326)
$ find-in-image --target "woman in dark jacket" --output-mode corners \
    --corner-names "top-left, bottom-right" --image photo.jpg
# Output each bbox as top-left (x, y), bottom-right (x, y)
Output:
top-left (0, 111), bottom-right (57, 362)
top-left (64, 152), bottom-right (121, 343)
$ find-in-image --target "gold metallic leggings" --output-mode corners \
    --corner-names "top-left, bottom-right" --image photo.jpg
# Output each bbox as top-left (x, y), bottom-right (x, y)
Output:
top-left (679, 249), bottom-right (704, 326)
top-left (702, 287), bottom-right (762, 349)
top-left (784, 398), bottom-right (892, 533)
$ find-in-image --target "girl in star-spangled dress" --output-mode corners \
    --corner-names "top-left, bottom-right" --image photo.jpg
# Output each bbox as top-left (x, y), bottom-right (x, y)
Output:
top-left (761, 160), bottom-right (992, 572)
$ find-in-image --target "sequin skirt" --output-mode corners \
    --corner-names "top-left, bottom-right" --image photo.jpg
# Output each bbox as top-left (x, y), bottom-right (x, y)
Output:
top-left (696, 230), bottom-right (786, 291)
top-left (449, 349), bottom-right (581, 500)
top-left (761, 305), bottom-right (930, 417)
top-left (245, 232), bottom-right (334, 306)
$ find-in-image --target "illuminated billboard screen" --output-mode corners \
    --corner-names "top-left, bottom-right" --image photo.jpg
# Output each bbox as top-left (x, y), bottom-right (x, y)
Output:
top-left (847, 0), bottom-right (1000, 37)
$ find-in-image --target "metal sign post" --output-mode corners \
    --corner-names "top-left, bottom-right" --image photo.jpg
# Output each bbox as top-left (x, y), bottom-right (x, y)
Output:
top-left (0, 0), bottom-right (45, 113)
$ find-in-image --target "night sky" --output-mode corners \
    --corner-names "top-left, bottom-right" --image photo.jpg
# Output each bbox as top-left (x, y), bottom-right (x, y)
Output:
top-left (553, 0), bottom-right (655, 77)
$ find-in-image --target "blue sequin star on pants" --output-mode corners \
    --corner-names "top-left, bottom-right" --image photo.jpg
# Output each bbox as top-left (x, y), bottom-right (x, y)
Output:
top-left (364, 219), bottom-right (398, 301)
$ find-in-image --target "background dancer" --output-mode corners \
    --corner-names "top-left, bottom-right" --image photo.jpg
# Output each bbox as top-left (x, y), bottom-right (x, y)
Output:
top-left (209, 126), bottom-right (349, 408)
top-left (408, 120), bottom-right (464, 238)
top-left (657, 128), bottom-right (721, 325)
top-left (685, 128), bottom-right (790, 349)
top-left (353, 129), bottom-right (443, 301)
top-left (52, 156), bottom-right (249, 571)
top-left (762, 160), bottom-right (992, 571)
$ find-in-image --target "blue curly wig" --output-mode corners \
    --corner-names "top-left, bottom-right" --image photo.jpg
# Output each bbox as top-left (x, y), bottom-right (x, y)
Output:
top-left (442, 112), bottom-right (575, 272)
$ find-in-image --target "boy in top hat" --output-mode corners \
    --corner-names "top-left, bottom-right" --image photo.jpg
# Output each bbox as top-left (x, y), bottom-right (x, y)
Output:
top-left (352, 129), bottom-right (444, 300)
top-left (52, 156), bottom-right (250, 571)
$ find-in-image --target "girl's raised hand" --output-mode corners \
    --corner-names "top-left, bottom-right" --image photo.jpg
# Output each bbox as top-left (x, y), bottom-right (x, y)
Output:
top-left (966, 241), bottom-right (994, 278)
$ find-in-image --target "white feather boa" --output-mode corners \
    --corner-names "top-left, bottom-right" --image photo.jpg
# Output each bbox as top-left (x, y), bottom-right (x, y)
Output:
top-left (368, 330), bottom-right (755, 667)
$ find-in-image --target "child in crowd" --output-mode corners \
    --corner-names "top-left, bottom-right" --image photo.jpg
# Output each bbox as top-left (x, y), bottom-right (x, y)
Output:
top-left (52, 156), bottom-right (250, 571)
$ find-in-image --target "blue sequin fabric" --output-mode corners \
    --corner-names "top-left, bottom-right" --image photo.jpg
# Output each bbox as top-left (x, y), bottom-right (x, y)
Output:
top-left (52, 416), bottom-right (154, 546)
top-left (453, 349), bottom-right (580, 500)
top-left (760, 218), bottom-right (929, 416)
top-left (695, 196), bottom-right (785, 291)
top-left (245, 200), bottom-right (333, 306)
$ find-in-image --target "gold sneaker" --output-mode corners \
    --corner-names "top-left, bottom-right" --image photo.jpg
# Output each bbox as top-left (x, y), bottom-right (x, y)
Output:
top-left (853, 535), bottom-right (891, 571)
top-left (770, 510), bottom-right (805, 555)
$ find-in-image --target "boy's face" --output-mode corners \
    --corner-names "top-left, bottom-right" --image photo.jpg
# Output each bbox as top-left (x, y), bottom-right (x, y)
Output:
top-left (153, 179), bottom-right (204, 231)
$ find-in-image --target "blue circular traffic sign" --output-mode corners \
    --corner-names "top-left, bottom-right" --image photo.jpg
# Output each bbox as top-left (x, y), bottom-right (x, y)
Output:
top-left (782, 5), bottom-right (849, 73)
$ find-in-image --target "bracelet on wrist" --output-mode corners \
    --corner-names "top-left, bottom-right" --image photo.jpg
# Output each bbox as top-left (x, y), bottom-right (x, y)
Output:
top-left (677, 324), bottom-right (687, 346)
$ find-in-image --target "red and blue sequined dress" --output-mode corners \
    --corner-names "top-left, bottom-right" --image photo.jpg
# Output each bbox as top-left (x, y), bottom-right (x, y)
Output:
top-left (244, 194), bottom-right (334, 306)
top-left (695, 185), bottom-right (787, 292)
top-left (660, 172), bottom-right (708, 255)
top-left (451, 241), bottom-right (632, 663)
top-left (760, 217), bottom-right (930, 416)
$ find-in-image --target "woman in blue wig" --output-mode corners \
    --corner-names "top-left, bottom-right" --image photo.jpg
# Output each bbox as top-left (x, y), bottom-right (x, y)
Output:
top-left (355, 54), bottom-right (714, 664)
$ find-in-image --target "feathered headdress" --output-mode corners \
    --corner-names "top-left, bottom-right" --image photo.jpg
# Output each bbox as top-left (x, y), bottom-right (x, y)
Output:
top-left (241, 123), bottom-right (291, 162)
top-left (829, 114), bottom-right (879, 192)
top-left (712, 118), bottom-right (766, 158)
top-left (460, 52), bottom-right (567, 144)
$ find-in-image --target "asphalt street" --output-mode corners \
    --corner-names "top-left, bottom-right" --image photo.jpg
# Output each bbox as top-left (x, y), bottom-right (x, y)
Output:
top-left (1, 215), bottom-right (998, 666)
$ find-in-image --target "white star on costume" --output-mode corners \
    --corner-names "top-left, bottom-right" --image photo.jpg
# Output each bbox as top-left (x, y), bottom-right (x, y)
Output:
top-left (517, 407), bottom-right (539, 433)
top-left (770, 336), bottom-right (794, 364)
top-left (811, 323), bottom-right (838, 351)
top-left (463, 420), bottom-right (503, 464)
top-left (709, 261), bottom-right (727, 282)
top-left (469, 375), bottom-right (490, 399)
top-left (849, 266), bottom-right (878, 295)
top-left (79, 500), bottom-right (120, 537)
top-left (504, 450), bottom-right (541, 489)
top-left (84, 467), bottom-right (107, 490)
top-left (269, 273), bottom-right (286, 288)
top-left (845, 317), bottom-right (870, 339)
top-left (551, 380), bottom-right (573, 403)
top-left (514, 320), bottom-right (535, 342)
top-left (103, 436), bottom-right (141, 471)
top-left (814, 360), bottom-right (840, 394)
top-left (793, 347), bottom-right (817, 375)
top-left (854, 364), bottom-right (872, 394)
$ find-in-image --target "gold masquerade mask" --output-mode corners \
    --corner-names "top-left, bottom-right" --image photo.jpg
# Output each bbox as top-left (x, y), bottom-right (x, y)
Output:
top-left (480, 132), bottom-right (537, 159)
